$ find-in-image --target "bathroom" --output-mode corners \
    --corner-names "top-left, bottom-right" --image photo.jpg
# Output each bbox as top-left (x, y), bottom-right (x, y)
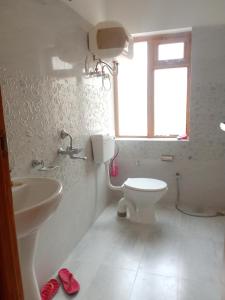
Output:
top-left (1, 0), bottom-right (225, 299)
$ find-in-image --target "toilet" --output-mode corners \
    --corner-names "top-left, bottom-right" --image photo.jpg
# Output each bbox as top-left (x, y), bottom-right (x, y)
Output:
top-left (91, 134), bottom-right (168, 224)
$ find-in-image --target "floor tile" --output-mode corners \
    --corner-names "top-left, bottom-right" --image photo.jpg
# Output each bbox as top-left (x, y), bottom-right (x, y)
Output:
top-left (82, 265), bottom-right (137, 300)
top-left (139, 227), bottom-right (181, 277)
top-left (130, 272), bottom-right (178, 300)
top-left (54, 260), bottom-right (100, 299)
top-left (178, 278), bottom-right (223, 300)
top-left (103, 222), bottom-right (149, 271)
top-left (53, 202), bottom-right (225, 300)
top-left (179, 214), bottom-right (225, 243)
top-left (179, 236), bottom-right (223, 282)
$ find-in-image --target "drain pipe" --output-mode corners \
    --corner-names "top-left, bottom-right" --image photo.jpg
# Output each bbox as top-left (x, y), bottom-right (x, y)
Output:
top-left (175, 172), bottom-right (224, 217)
top-left (117, 197), bottom-right (136, 219)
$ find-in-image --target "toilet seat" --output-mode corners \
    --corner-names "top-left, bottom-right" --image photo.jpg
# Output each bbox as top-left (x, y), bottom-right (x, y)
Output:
top-left (124, 178), bottom-right (167, 192)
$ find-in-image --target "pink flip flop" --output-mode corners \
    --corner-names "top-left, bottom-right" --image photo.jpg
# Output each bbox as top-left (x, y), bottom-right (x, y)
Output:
top-left (41, 278), bottom-right (60, 300)
top-left (58, 268), bottom-right (80, 295)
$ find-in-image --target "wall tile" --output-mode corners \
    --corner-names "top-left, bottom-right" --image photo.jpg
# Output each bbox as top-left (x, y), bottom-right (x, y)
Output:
top-left (0, 0), bottom-right (113, 287)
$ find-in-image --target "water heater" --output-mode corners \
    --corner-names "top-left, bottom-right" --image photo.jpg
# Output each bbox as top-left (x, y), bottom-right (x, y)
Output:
top-left (91, 134), bottom-right (115, 164)
top-left (88, 21), bottom-right (133, 59)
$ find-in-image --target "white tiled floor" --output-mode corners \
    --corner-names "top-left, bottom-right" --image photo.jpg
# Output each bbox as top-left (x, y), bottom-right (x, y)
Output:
top-left (54, 202), bottom-right (225, 300)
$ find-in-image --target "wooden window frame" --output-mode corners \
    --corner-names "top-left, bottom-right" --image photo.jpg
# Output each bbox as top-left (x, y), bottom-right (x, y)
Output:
top-left (114, 31), bottom-right (191, 139)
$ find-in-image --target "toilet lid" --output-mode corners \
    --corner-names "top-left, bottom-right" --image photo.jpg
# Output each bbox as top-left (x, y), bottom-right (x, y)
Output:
top-left (124, 178), bottom-right (167, 192)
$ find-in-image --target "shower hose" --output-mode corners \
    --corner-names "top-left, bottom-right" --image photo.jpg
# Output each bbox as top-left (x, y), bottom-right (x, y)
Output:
top-left (175, 172), bottom-right (225, 218)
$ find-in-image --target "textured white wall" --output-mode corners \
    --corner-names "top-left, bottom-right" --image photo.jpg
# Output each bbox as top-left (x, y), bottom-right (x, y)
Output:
top-left (105, 0), bottom-right (225, 33)
top-left (62, 0), bottom-right (106, 24)
top-left (112, 25), bottom-right (225, 212)
top-left (0, 0), bottom-right (112, 287)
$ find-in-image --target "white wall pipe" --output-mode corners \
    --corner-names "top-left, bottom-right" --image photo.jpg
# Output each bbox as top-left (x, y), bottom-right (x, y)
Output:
top-left (105, 162), bottom-right (123, 192)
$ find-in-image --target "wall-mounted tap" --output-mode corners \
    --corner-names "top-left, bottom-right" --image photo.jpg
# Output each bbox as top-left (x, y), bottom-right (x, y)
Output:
top-left (58, 130), bottom-right (87, 160)
top-left (31, 160), bottom-right (60, 171)
top-left (60, 129), bottom-right (73, 149)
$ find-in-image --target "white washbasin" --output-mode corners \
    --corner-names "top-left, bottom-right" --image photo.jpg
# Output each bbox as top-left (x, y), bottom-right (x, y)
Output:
top-left (12, 177), bottom-right (63, 238)
top-left (12, 177), bottom-right (63, 300)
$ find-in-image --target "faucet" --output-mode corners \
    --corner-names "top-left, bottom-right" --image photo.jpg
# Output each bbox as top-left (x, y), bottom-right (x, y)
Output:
top-left (58, 130), bottom-right (87, 160)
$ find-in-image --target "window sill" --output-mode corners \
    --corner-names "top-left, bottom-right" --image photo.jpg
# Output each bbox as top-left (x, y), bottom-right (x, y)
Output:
top-left (115, 137), bottom-right (189, 142)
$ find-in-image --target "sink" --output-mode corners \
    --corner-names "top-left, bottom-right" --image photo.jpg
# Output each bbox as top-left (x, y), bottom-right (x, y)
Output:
top-left (12, 177), bottom-right (63, 238)
top-left (12, 177), bottom-right (63, 300)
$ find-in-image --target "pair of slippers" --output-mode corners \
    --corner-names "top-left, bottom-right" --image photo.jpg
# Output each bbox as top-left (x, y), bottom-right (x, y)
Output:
top-left (41, 268), bottom-right (80, 300)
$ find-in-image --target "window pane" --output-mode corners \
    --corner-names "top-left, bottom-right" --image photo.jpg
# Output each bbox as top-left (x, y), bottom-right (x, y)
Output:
top-left (117, 42), bottom-right (148, 136)
top-left (154, 68), bottom-right (187, 136)
top-left (158, 42), bottom-right (184, 60)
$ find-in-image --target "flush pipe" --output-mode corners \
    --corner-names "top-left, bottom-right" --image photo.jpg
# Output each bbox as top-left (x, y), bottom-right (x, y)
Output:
top-left (105, 162), bottom-right (123, 192)
top-left (105, 162), bottom-right (136, 218)
top-left (175, 173), bottom-right (224, 217)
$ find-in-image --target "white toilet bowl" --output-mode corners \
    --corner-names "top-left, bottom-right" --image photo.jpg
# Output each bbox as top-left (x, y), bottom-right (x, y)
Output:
top-left (91, 135), bottom-right (168, 225)
top-left (118, 178), bottom-right (168, 224)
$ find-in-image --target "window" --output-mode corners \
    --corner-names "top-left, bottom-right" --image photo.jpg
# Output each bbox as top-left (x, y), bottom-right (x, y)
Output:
top-left (114, 32), bottom-right (191, 138)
